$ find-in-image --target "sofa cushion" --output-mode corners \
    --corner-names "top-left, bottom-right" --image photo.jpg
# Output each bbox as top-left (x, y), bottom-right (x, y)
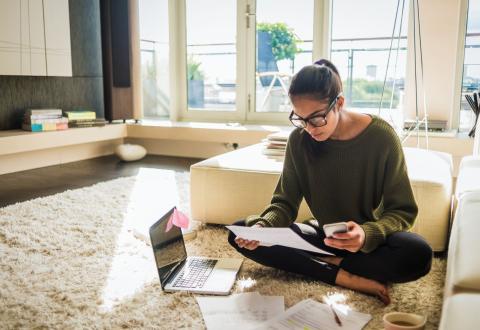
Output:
top-left (447, 191), bottom-right (480, 293)
top-left (455, 156), bottom-right (480, 198)
top-left (439, 294), bottom-right (480, 330)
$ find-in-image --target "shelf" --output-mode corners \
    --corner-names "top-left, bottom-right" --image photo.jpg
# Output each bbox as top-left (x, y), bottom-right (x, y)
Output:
top-left (126, 120), bottom-right (292, 145)
top-left (0, 124), bottom-right (127, 156)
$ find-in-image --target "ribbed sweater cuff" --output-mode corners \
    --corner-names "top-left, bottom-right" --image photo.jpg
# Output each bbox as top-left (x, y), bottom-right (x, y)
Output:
top-left (245, 211), bottom-right (283, 227)
top-left (360, 223), bottom-right (385, 253)
top-left (245, 216), bottom-right (269, 227)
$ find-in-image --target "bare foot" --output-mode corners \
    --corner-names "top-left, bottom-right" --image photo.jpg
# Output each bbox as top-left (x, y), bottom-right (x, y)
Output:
top-left (335, 269), bottom-right (391, 305)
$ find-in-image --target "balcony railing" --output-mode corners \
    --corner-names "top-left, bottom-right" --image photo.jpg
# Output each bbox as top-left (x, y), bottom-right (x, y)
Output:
top-left (140, 34), bottom-right (480, 121)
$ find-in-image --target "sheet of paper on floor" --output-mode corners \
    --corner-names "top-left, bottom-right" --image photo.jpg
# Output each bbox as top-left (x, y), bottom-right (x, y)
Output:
top-left (195, 292), bottom-right (284, 330)
top-left (226, 225), bottom-right (334, 255)
top-left (254, 298), bottom-right (371, 330)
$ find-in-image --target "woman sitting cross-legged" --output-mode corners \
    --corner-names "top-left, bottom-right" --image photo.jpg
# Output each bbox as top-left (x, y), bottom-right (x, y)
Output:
top-left (227, 59), bottom-right (432, 305)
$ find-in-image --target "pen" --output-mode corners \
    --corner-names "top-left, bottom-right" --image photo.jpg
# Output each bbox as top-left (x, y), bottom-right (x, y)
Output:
top-left (329, 304), bottom-right (342, 327)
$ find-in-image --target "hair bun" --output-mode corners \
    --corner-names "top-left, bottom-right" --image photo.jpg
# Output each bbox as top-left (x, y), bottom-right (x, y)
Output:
top-left (313, 59), bottom-right (340, 76)
top-left (314, 59), bottom-right (327, 66)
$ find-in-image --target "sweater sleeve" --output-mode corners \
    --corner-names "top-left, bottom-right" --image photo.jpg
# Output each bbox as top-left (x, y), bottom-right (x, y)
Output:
top-left (245, 132), bottom-right (303, 227)
top-left (360, 132), bottom-right (418, 253)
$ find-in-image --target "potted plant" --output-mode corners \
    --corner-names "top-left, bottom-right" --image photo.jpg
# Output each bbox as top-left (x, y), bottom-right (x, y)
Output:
top-left (187, 55), bottom-right (205, 108)
top-left (256, 23), bottom-right (298, 110)
top-left (257, 22), bottom-right (299, 64)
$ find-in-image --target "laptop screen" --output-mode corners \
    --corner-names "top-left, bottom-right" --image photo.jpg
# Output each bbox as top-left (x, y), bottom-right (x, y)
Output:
top-left (149, 207), bottom-right (187, 287)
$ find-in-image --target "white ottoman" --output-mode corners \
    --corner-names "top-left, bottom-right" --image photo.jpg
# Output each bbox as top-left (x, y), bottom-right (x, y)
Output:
top-left (403, 147), bottom-right (453, 251)
top-left (190, 144), bottom-right (452, 251)
top-left (190, 143), bottom-right (312, 224)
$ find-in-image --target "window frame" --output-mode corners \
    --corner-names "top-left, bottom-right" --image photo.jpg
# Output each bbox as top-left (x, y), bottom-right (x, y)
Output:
top-left (172, 0), bottom-right (248, 123)
top-left (452, 0), bottom-right (473, 131)
top-left (169, 0), bottom-right (330, 124)
top-left (162, 0), bottom-right (470, 131)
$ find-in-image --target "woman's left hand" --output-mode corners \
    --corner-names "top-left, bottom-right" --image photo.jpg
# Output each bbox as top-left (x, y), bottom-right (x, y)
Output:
top-left (324, 221), bottom-right (365, 252)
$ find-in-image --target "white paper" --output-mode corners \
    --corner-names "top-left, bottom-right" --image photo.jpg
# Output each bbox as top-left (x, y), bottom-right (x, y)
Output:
top-left (254, 299), bottom-right (371, 330)
top-left (196, 292), bottom-right (284, 330)
top-left (226, 225), bottom-right (334, 256)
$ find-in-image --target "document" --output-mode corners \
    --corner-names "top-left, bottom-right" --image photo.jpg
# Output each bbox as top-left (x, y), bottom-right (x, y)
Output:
top-left (226, 225), bottom-right (334, 256)
top-left (254, 299), bottom-right (372, 330)
top-left (196, 292), bottom-right (284, 330)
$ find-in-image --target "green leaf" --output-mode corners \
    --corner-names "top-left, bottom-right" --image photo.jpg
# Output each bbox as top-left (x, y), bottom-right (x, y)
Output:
top-left (257, 22), bottom-right (298, 62)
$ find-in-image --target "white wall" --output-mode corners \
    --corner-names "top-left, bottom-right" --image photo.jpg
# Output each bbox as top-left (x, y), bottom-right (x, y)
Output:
top-left (404, 0), bottom-right (465, 129)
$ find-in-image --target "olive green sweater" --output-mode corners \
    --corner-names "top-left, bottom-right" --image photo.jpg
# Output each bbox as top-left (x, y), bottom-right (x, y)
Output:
top-left (246, 116), bottom-right (418, 253)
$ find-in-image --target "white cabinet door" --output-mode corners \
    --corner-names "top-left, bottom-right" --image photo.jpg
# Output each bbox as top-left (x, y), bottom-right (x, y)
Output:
top-left (29, 0), bottom-right (47, 76)
top-left (43, 0), bottom-right (72, 76)
top-left (20, 0), bottom-right (30, 75)
top-left (0, 0), bottom-right (22, 75)
top-left (0, 0), bottom-right (71, 76)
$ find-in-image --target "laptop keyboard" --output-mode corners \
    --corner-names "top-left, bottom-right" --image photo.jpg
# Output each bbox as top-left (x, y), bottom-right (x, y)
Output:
top-left (173, 259), bottom-right (218, 289)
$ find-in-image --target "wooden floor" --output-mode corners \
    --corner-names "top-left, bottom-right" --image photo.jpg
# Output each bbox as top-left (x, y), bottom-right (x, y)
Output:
top-left (0, 155), bottom-right (202, 208)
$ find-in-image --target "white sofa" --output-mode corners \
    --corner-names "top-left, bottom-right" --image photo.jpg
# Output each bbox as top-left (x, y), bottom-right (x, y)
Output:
top-left (439, 156), bottom-right (480, 329)
top-left (190, 142), bottom-right (453, 251)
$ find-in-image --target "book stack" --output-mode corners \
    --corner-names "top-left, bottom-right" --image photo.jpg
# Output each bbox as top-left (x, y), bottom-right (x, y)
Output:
top-left (22, 109), bottom-right (68, 132)
top-left (262, 130), bottom-right (291, 156)
top-left (64, 110), bottom-right (107, 128)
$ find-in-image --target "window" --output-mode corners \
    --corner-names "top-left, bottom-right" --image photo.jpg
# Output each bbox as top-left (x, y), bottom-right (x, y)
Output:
top-left (254, 0), bottom-right (314, 114)
top-left (186, 0), bottom-right (237, 111)
top-left (139, 0), bottom-right (170, 118)
top-left (330, 0), bottom-right (409, 127)
top-left (178, 0), bottom-right (318, 123)
top-left (139, 0), bottom-right (470, 133)
top-left (460, 0), bottom-right (480, 132)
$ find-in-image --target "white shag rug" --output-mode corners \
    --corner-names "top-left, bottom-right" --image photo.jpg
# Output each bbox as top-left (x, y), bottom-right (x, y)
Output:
top-left (0, 169), bottom-right (446, 329)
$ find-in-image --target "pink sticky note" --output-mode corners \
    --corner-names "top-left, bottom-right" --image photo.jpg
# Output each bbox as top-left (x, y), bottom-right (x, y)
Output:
top-left (165, 208), bottom-right (190, 232)
top-left (172, 208), bottom-right (190, 229)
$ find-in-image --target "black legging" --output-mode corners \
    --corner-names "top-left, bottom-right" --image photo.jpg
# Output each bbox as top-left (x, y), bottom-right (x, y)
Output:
top-left (227, 220), bottom-right (432, 285)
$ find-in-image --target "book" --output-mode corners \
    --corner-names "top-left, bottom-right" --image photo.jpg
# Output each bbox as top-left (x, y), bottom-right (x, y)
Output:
top-left (68, 123), bottom-right (107, 128)
top-left (68, 118), bottom-right (100, 123)
top-left (25, 109), bottom-right (63, 116)
top-left (262, 130), bottom-right (291, 157)
top-left (22, 123), bottom-right (43, 132)
top-left (68, 118), bottom-right (107, 128)
top-left (63, 111), bottom-right (97, 120)
top-left (24, 117), bottom-right (68, 125)
top-left (22, 122), bottom-right (68, 132)
top-left (266, 130), bottom-right (291, 142)
top-left (261, 148), bottom-right (286, 156)
top-left (57, 123), bottom-right (68, 130)
top-left (28, 114), bottom-right (63, 120)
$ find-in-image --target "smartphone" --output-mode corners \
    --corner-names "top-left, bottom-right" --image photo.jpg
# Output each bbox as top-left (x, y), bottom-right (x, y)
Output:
top-left (323, 222), bottom-right (348, 238)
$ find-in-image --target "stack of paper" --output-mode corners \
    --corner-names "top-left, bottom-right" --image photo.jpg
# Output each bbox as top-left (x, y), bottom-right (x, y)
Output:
top-left (196, 293), bottom-right (372, 330)
top-left (262, 131), bottom-right (291, 156)
top-left (195, 292), bottom-right (284, 330)
top-left (254, 298), bottom-right (372, 330)
top-left (226, 225), bottom-right (334, 255)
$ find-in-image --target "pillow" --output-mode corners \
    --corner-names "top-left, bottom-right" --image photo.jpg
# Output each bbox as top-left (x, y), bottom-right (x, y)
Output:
top-left (114, 144), bottom-right (147, 162)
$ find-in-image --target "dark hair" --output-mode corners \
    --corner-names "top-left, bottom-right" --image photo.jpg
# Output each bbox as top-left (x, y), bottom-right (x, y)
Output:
top-left (288, 59), bottom-right (343, 103)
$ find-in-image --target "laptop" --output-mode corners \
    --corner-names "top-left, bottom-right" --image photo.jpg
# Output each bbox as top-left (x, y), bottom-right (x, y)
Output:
top-left (149, 207), bottom-right (243, 295)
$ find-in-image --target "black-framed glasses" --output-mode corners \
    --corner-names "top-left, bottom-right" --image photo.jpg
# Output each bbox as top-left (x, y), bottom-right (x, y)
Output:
top-left (289, 93), bottom-right (343, 128)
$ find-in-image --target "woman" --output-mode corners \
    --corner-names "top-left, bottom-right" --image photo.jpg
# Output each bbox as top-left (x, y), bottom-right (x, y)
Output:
top-left (227, 59), bottom-right (432, 304)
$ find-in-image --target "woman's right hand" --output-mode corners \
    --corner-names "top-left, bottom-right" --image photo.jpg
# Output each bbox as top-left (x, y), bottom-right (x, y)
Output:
top-left (234, 223), bottom-right (264, 250)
